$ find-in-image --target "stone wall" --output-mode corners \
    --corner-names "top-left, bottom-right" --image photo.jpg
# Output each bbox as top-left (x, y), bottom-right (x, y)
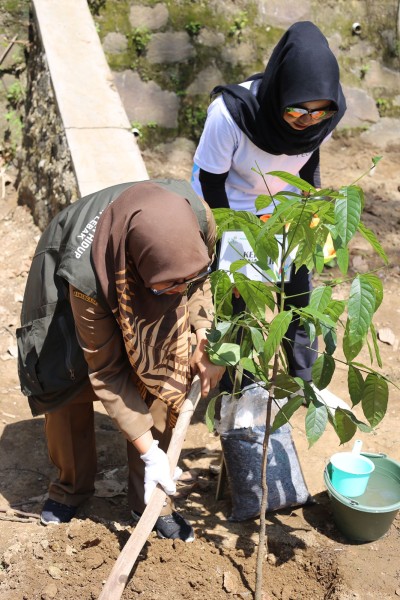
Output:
top-left (17, 18), bottom-right (78, 231)
top-left (97, 0), bottom-right (400, 142)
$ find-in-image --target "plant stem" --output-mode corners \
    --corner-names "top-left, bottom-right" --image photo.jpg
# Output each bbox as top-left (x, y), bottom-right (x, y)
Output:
top-left (254, 350), bottom-right (280, 600)
top-left (255, 242), bottom-right (286, 600)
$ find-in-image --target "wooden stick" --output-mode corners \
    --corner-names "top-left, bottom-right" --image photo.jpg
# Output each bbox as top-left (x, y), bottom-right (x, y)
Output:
top-left (98, 377), bottom-right (202, 600)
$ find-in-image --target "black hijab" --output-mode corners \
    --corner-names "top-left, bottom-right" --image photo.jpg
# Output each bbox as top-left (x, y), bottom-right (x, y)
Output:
top-left (211, 21), bottom-right (346, 156)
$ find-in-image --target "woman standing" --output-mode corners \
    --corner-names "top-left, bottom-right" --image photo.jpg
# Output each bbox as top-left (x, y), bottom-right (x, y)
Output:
top-left (191, 21), bottom-right (346, 397)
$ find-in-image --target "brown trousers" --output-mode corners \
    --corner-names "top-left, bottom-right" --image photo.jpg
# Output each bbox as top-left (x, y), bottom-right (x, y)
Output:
top-left (45, 382), bottom-right (173, 515)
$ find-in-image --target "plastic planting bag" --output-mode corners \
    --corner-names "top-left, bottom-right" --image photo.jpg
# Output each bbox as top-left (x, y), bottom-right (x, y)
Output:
top-left (218, 385), bottom-right (313, 521)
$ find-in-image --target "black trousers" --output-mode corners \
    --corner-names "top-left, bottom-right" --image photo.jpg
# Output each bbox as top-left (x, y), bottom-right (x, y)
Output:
top-left (220, 264), bottom-right (318, 394)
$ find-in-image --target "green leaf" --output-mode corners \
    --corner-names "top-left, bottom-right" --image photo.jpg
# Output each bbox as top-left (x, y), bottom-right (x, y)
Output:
top-left (305, 401), bottom-right (329, 447)
top-left (299, 306), bottom-right (337, 330)
top-left (207, 342), bottom-right (241, 367)
top-left (239, 356), bottom-right (260, 375)
top-left (292, 224), bottom-right (315, 268)
top-left (333, 409), bottom-right (357, 444)
top-left (335, 246), bottom-right (349, 274)
top-left (262, 310), bottom-right (293, 364)
top-left (324, 299), bottom-right (346, 322)
top-left (338, 409), bottom-right (373, 433)
top-left (313, 244), bottom-right (325, 273)
top-left (254, 194), bottom-right (273, 212)
top-left (357, 222), bottom-right (388, 265)
top-left (361, 273), bottom-right (383, 311)
top-left (210, 270), bottom-right (233, 318)
top-left (206, 321), bottom-right (232, 343)
top-left (320, 323), bottom-right (337, 355)
top-left (365, 337), bottom-right (374, 364)
top-left (343, 320), bottom-right (364, 361)
top-left (348, 365), bottom-right (365, 406)
top-left (303, 320), bottom-right (317, 345)
top-left (271, 395), bottom-right (304, 431)
top-left (372, 156), bottom-right (382, 166)
top-left (212, 207), bottom-right (237, 230)
top-left (249, 326), bottom-right (265, 353)
top-left (205, 395), bottom-right (218, 432)
top-left (348, 275), bottom-right (376, 342)
top-left (233, 273), bottom-right (276, 318)
top-left (272, 373), bottom-right (301, 399)
top-left (255, 230), bottom-right (280, 263)
top-left (309, 286), bottom-right (333, 313)
top-left (229, 259), bottom-right (250, 272)
top-left (311, 354), bottom-right (335, 389)
top-left (334, 186), bottom-right (362, 245)
top-left (369, 322), bottom-right (383, 368)
top-left (362, 373), bottom-right (388, 427)
top-left (266, 171), bottom-right (317, 193)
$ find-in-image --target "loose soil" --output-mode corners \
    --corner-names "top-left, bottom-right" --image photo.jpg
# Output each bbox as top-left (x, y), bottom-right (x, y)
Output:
top-left (0, 136), bottom-right (399, 600)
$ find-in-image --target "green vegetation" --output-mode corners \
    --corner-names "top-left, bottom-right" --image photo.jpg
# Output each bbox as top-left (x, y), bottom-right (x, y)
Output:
top-left (130, 27), bottom-right (152, 56)
top-left (0, 0), bottom-right (28, 161)
top-left (91, 0), bottom-right (285, 149)
top-left (207, 158), bottom-right (392, 598)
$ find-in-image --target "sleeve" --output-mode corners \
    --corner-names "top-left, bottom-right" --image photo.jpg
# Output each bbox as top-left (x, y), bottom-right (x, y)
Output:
top-left (199, 169), bottom-right (230, 209)
top-left (194, 97), bottom-right (238, 175)
top-left (69, 287), bottom-right (154, 442)
top-left (299, 148), bottom-right (321, 188)
top-left (187, 200), bottom-right (217, 331)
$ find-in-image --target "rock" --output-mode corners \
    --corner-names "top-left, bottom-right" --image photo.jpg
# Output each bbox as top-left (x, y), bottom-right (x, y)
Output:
top-left (102, 32), bottom-right (128, 54)
top-left (364, 60), bottom-right (400, 95)
top-left (186, 66), bottom-right (225, 95)
top-left (86, 551), bottom-right (104, 570)
top-left (41, 582), bottom-right (58, 599)
top-left (129, 3), bottom-right (169, 31)
top-left (351, 255), bottom-right (370, 273)
top-left (360, 118), bottom-right (400, 151)
top-left (146, 32), bottom-right (195, 64)
top-left (254, 0), bottom-right (311, 27)
top-left (47, 565), bottom-right (62, 580)
top-left (339, 86), bottom-right (380, 129)
top-left (221, 42), bottom-right (255, 66)
top-left (154, 137), bottom-right (195, 164)
top-left (113, 70), bottom-right (179, 128)
top-left (65, 544), bottom-right (75, 556)
top-left (94, 479), bottom-right (125, 497)
top-left (378, 327), bottom-right (398, 348)
top-left (7, 345), bottom-right (18, 358)
top-left (197, 29), bottom-right (225, 47)
top-left (223, 570), bottom-right (239, 593)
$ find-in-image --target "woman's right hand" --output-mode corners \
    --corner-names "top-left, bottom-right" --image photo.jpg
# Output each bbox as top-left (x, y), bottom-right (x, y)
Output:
top-left (140, 440), bottom-right (181, 504)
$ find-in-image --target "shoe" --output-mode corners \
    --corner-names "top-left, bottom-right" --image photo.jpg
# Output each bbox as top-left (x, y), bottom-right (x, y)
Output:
top-left (132, 510), bottom-right (195, 542)
top-left (40, 498), bottom-right (77, 525)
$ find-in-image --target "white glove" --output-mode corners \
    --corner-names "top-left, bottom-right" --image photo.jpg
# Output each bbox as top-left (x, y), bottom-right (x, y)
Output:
top-left (140, 440), bottom-right (182, 505)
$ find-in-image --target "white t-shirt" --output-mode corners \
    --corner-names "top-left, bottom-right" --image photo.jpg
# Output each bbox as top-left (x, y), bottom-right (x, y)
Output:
top-left (192, 82), bottom-right (329, 215)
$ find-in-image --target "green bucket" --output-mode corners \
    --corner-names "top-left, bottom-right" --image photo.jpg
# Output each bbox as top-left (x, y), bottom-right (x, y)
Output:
top-left (324, 452), bottom-right (400, 542)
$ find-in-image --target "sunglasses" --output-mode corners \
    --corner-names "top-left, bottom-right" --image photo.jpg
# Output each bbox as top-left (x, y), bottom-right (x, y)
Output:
top-left (150, 266), bottom-right (212, 296)
top-left (284, 106), bottom-right (337, 120)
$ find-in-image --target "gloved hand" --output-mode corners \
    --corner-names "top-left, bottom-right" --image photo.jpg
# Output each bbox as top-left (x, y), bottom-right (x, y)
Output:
top-left (140, 440), bottom-right (182, 505)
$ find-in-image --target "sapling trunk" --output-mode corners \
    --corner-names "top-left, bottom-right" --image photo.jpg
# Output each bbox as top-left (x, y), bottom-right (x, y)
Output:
top-left (254, 349), bottom-right (281, 599)
top-left (254, 229), bottom-right (288, 600)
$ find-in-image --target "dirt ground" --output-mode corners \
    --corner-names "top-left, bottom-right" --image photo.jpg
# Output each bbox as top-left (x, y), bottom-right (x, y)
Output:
top-left (0, 135), bottom-right (399, 600)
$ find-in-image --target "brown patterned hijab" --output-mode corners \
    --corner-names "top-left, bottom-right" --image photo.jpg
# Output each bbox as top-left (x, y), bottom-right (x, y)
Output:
top-left (91, 181), bottom-right (210, 427)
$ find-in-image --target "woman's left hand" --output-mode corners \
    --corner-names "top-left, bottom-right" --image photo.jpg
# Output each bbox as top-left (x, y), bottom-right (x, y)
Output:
top-left (191, 329), bottom-right (225, 397)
